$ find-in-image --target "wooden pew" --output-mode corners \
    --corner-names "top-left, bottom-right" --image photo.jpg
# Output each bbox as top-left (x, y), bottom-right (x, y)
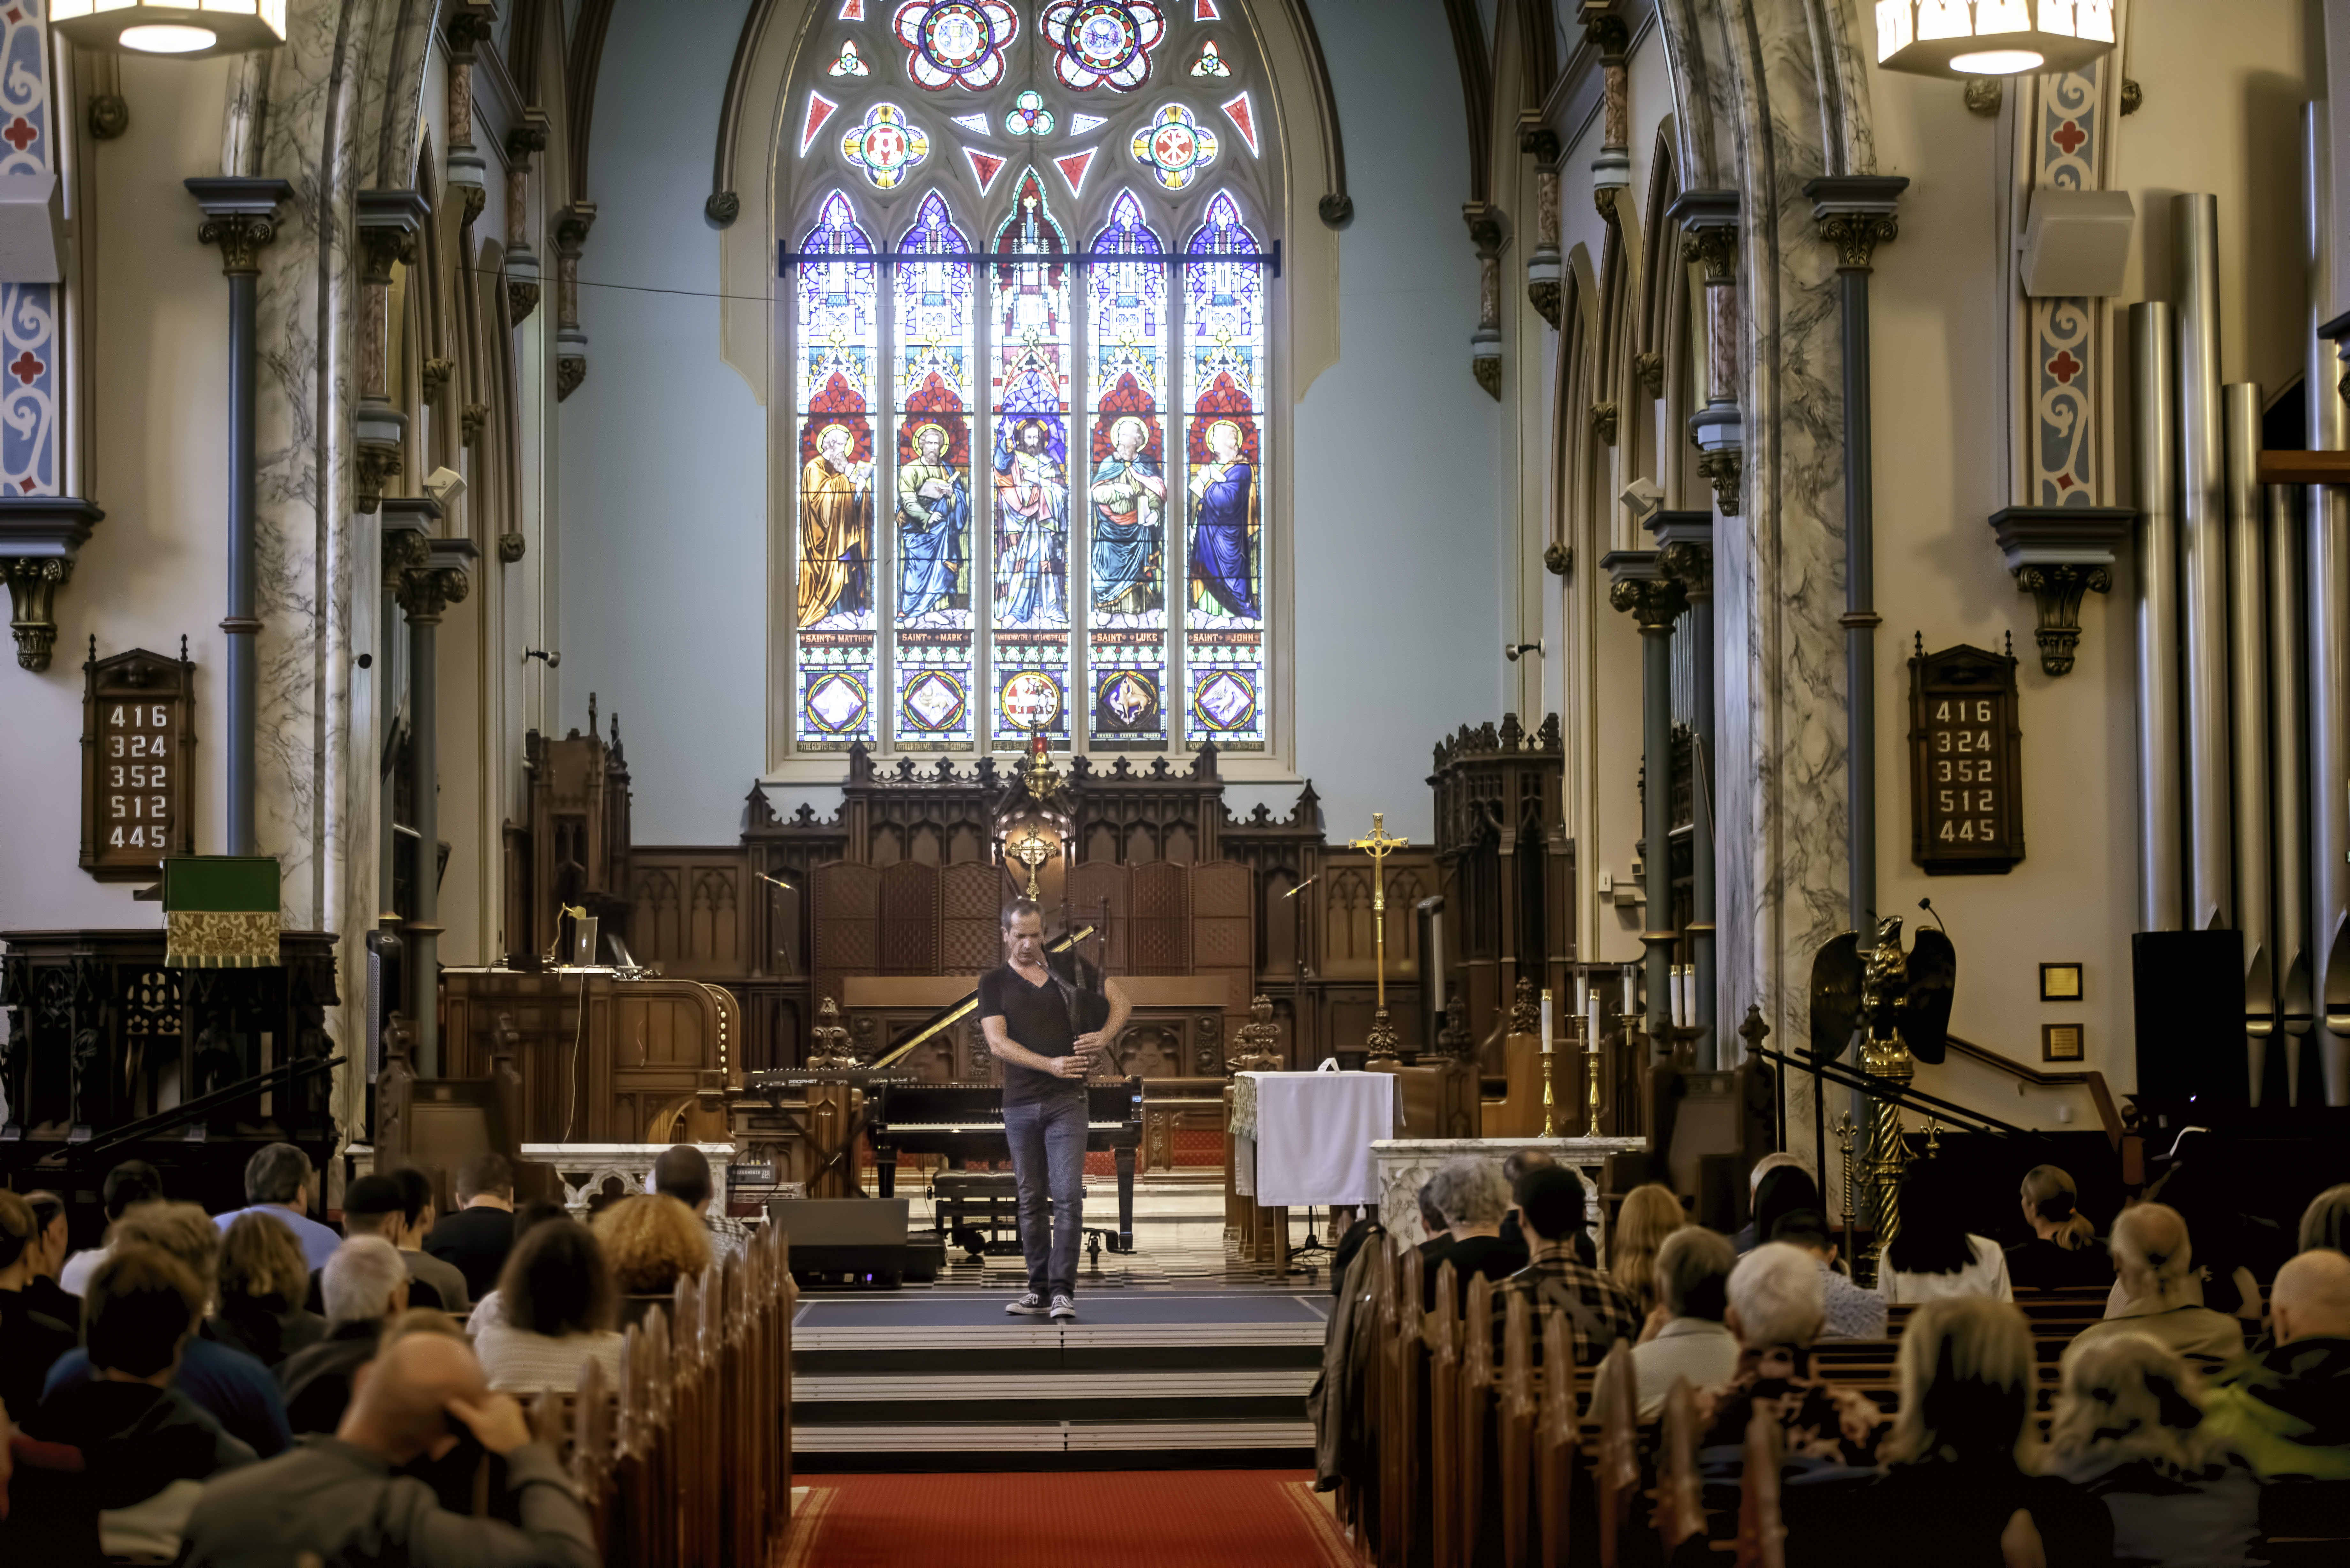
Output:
top-left (1535, 1310), bottom-right (1576, 1568)
top-left (1733, 1408), bottom-right (1785, 1568)
top-left (1592, 1339), bottom-right (1640, 1568)
top-left (1656, 1377), bottom-right (1704, 1557)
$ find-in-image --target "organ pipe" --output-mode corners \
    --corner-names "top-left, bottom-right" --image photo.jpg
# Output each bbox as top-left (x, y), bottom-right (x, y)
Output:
top-left (2272, 478), bottom-right (2310, 1104)
top-left (2132, 302), bottom-right (2182, 935)
top-left (2174, 194), bottom-right (2232, 933)
top-left (2224, 383), bottom-right (2272, 1104)
top-left (2306, 106), bottom-right (2350, 1106)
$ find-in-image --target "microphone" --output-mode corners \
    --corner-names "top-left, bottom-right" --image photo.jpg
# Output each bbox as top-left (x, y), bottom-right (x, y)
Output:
top-left (1917, 896), bottom-right (1945, 933)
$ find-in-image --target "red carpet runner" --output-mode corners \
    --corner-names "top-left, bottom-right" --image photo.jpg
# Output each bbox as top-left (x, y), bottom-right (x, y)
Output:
top-left (785, 1471), bottom-right (1353, 1567)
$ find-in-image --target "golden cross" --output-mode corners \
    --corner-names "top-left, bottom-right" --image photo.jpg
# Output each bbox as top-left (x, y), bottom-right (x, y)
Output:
top-left (1008, 826), bottom-right (1055, 899)
top-left (1348, 812), bottom-right (1409, 1010)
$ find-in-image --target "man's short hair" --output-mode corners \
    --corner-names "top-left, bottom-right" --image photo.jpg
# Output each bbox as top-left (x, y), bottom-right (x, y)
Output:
top-left (1416, 1183), bottom-right (1450, 1236)
top-left (1503, 1147), bottom-right (1557, 1186)
top-left (652, 1144), bottom-right (716, 1210)
top-left (456, 1151), bottom-right (515, 1203)
top-left (85, 1245), bottom-right (202, 1377)
top-left (1769, 1209), bottom-right (1836, 1252)
top-left (388, 1167), bottom-right (437, 1228)
top-left (1656, 1226), bottom-right (1736, 1321)
top-left (1513, 1166), bottom-right (1588, 1244)
top-left (245, 1142), bottom-right (313, 1207)
top-left (1728, 1242), bottom-right (1826, 1348)
top-left (110, 1201), bottom-right (221, 1301)
top-left (102, 1159), bottom-right (164, 1220)
top-left (341, 1174), bottom-right (410, 1239)
top-left (322, 1235), bottom-right (408, 1325)
top-left (1000, 897), bottom-right (1043, 932)
top-left (1426, 1156), bottom-right (1510, 1230)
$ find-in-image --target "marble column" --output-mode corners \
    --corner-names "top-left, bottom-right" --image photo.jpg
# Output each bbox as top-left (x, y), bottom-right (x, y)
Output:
top-left (391, 521), bottom-right (474, 1076)
top-left (187, 177), bottom-right (293, 856)
top-left (1467, 205), bottom-right (1502, 400)
top-left (554, 203), bottom-right (596, 400)
top-left (1655, 514), bottom-right (1715, 1069)
top-left (354, 192), bottom-right (426, 516)
top-left (1668, 191), bottom-right (1743, 518)
top-left (441, 4), bottom-right (497, 228)
top-left (1522, 126), bottom-right (1562, 330)
top-left (1585, 6), bottom-right (1631, 219)
top-left (1605, 550), bottom-right (1687, 1064)
top-left (505, 108), bottom-right (552, 327)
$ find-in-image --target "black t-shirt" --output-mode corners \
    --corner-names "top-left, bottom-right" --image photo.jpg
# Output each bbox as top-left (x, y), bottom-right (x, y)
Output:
top-left (977, 961), bottom-right (1087, 1107)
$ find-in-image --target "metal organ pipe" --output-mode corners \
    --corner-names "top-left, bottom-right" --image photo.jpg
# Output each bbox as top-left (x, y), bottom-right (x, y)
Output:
top-left (2174, 194), bottom-right (2232, 933)
top-left (2224, 383), bottom-right (2273, 1104)
top-left (2132, 303), bottom-right (2182, 935)
top-left (2272, 476), bottom-right (2310, 1103)
top-left (2307, 106), bottom-right (2350, 1106)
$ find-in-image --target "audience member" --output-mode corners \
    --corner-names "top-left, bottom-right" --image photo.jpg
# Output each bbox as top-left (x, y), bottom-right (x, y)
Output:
top-left (206, 1211), bottom-right (327, 1371)
top-left (44, 1201), bottom-right (292, 1458)
top-left (472, 1218), bottom-right (624, 1392)
top-left (1630, 1226), bottom-right (1738, 1419)
top-left (21, 1191), bottom-right (80, 1327)
top-left (0, 1190), bottom-right (77, 1422)
top-left (1494, 1166), bottom-right (1640, 1368)
top-left (462, 1200), bottom-right (569, 1335)
top-left (1769, 1208), bottom-right (1887, 1340)
top-left (1698, 1242), bottom-right (1886, 1472)
top-left (211, 1143), bottom-right (341, 1271)
top-left (321, 1176), bottom-right (446, 1313)
top-left (181, 1328), bottom-right (598, 1568)
top-left (1416, 1157), bottom-right (1528, 1311)
top-left (1876, 1157), bottom-right (2014, 1304)
top-left (58, 1159), bottom-right (162, 1296)
top-left (424, 1153), bottom-right (519, 1301)
top-left (1610, 1183), bottom-right (1687, 1320)
top-left (594, 1193), bottom-right (711, 1306)
top-left (1497, 1148), bottom-right (1553, 1255)
top-left (1734, 1153), bottom-right (1814, 1253)
top-left (2296, 1183), bottom-right (2350, 1257)
top-left (386, 1167), bottom-right (470, 1313)
top-left (2139, 1135), bottom-right (2277, 1323)
top-left (2043, 1331), bottom-right (2260, 1568)
top-left (281, 1237), bottom-right (410, 1435)
top-left (2201, 1248), bottom-right (2350, 1479)
top-left (24, 1246), bottom-right (254, 1561)
top-left (2006, 1163), bottom-right (2114, 1290)
top-left (2073, 1203), bottom-right (2245, 1373)
top-left (1805, 1297), bottom-right (2113, 1568)
top-left (1414, 1183), bottom-right (1450, 1255)
top-left (651, 1144), bottom-right (751, 1265)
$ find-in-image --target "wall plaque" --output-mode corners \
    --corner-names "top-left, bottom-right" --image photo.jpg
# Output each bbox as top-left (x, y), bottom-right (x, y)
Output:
top-left (80, 638), bottom-right (196, 882)
top-left (1907, 635), bottom-right (2023, 875)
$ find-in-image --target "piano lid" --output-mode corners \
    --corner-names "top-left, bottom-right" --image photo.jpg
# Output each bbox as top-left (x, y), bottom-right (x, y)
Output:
top-left (867, 923), bottom-right (1098, 1069)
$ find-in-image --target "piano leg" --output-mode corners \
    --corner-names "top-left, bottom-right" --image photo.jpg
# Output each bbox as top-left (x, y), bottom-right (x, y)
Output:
top-left (1115, 1144), bottom-right (1136, 1253)
top-left (875, 1142), bottom-right (897, 1200)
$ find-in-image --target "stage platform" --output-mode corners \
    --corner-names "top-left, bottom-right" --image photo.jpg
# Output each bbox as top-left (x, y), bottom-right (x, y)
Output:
top-left (791, 1175), bottom-right (1336, 1470)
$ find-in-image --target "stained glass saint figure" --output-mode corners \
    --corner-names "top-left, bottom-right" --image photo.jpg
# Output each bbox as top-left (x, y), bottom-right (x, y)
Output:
top-left (993, 416), bottom-right (1068, 626)
top-left (1188, 417), bottom-right (1256, 619)
top-left (1089, 414), bottom-right (1164, 622)
top-left (896, 422), bottom-right (968, 622)
top-left (799, 422), bottom-right (874, 625)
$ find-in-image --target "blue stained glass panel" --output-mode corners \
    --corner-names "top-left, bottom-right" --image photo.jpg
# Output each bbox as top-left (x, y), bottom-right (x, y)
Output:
top-left (988, 168), bottom-right (1073, 746)
top-left (795, 192), bottom-right (880, 748)
top-left (1181, 191), bottom-right (1264, 749)
top-left (1084, 189), bottom-right (1169, 746)
top-left (893, 191), bottom-right (978, 749)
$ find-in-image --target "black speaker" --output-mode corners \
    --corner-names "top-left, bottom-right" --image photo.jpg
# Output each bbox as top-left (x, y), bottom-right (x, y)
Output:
top-left (2132, 930), bottom-right (2248, 1111)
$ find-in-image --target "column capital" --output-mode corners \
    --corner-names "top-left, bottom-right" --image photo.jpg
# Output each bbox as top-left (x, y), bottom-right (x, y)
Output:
top-left (1668, 189), bottom-right (1740, 279)
top-left (186, 177), bottom-right (293, 276)
top-left (1647, 508), bottom-right (1715, 594)
top-left (1601, 550), bottom-right (1687, 628)
top-left (393, 526), bottom-right (478, 624)
top-left (0, 498), bottom-right (104, 672)
top-left (1804, 175), bottom-right (1909, 269)
top-left (443, 0), bottom-right (498, 57)
top-left (356, 188), bottom-right (429, 283)
top-left (507, 107), bottom-right (554, 167)
top-left (1694, 449), bottom-right (1744, 516)
top-left (1989, 504), bottom-right (2134, 676)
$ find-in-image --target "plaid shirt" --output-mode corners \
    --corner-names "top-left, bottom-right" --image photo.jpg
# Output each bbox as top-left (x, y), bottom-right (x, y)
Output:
top-left (1491, 1242), bottom-right (1645, 1369)
top-left (705, 1211), bottom-right (752, 1266)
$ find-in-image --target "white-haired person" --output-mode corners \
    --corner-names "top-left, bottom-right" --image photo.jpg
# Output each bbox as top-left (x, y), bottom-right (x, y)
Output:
top-left (1417, 1155), bottom-right (1528, 1311)
top-left (1695, 1242), bottom-right (1887, 1472)
top-left (1630, 1226), bottom-right (1740, 1419)
top-left (278, 1235), bottom-right (410, 1434)
top-left (2043, 1331), bottom-right (2260, 1568)
top-left (2071, 1203), bottom-right (2245, 1374)
top-left (1797, 1298), bottom-right (2114, 1567)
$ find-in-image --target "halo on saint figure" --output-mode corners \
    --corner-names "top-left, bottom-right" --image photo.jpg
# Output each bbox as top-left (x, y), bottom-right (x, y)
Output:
top-left (1204, 418), bottom-right (1243, 459)
top-left (1109, 414), bottom-right (1149, 450)
top-left (815, 423), bottom-right (854, 459)
top-left (910, 422), bottom-right (949, 453)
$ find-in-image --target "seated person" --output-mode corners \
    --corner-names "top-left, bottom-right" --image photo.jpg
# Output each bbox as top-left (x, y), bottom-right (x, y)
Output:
top-left (2043, 1331), bottom-right (2260, 1568)
top-left (1494, 1166), bottom-right (1641, 1368)
top-left (1795, 1297), bottom-right (2113, 1568)
top-left (59, 1158), bottom-right (163, 1297)
top-left (592, 1193), bottom-right (711, 1318)
top-left (2007, 1163), bottom-right (2114, 1290)
top-left (2297, 1183), bottom-right (2350, 1258)
top-left (1412, 1184), bottom-right (1452, 1264)
top-left (1416, 1156), bottom-right (1528, 1311)
top-left (385, 1167), bottom-right (470, 1314)
top-left (423, 1152), bottom-right (519, 1304)
top-left (462, 1200), bottom-right (571, 1335)
top-left (25, 1246), bottom-right (254, 1561)
top-left (1740, 1157), bottom-right (1820, 1257)
top-left (21, 1192), bottom-right (80, 1329)
top-left (0, 1191), bottom-right (78, 1424)
top-left (1769, 1209), bottom-right (1886, 1340)
top-left (181, 1325), bottom-right (598, 1568)
top-left (280, 1236), bottom-right (410, 1435)
top-left (43, 1201), bottom-right (292, 1458)
top-left (1630, 1226), bottom-right (1739, 1418)
top-left (2201, 1248), bottom-right (2350, 1479)
top-left (652, 1144), bottom-right (752, 1265)
top-left (1611, 1183), bottom-right (1689, 1323)
top-left (472, 1219), bottom-right (625, 1392)
top-left (1698, 1242), bottom-right (1887, 1472)
top-left (310, 1174), bottom-right (446, 1314)
top-left (207, 1210), bottom-right (328, 1372)
top-left (1876, 1157), bottom-right (2014, 1305)
top-left (2073, 1203), bottom-right (2245, 1374)
top-left (211, 1143), bottom-right (342, 1272)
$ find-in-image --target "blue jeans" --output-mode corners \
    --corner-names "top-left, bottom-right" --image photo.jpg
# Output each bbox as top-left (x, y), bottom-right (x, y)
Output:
top-left (1003, 1094), bottom-right (1087, 1298)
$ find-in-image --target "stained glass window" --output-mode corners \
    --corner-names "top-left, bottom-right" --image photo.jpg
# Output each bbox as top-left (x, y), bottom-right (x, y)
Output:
top-left (794, 191), bottom-right (879, 750)
top-left (785, 4), bottom-right (1276, 763)
top-left (893, 190), bottom-right (977, 749)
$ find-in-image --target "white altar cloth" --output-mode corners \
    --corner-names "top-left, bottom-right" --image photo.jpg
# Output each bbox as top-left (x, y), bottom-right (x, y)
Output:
top-left (1232, 1071), bottom-right (1396, 1207)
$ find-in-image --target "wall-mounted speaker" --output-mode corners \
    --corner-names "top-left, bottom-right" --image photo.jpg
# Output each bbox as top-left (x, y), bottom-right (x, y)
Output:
top-left (2132, 930), bottom-right (2247, 1112)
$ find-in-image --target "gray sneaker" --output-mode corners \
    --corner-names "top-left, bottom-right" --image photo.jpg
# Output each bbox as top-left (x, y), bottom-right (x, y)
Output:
top-left (1049, 1293), bottom-right (1077, 1321)
top-left (1006, 1292), bottom-right (1048, 1316)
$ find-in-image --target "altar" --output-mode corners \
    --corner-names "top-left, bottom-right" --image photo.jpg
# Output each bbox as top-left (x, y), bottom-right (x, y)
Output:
top-left (1372, 1135), bottom-right (1646, 1248)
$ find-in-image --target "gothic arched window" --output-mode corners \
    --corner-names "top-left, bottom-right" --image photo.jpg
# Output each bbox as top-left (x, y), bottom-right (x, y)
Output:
top-left (780, 1), bottom-right (1280, 761)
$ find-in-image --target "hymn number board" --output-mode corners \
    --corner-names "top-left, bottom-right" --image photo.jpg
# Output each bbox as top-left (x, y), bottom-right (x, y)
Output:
top-left (80, 641), bottom-right (197, 882)
top-left (1907, 637), bottom-right (2024, 876)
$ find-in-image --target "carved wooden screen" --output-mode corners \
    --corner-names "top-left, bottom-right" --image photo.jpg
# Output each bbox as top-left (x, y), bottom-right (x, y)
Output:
top-left (1190, 859), bottom-right (1254, 1019)
top-left (878, 860), bottom-right (942, 975)
top-left (1065, 859), bottom-right (1133, 974)
top-left (810, 860), bottom-right (882, 1012)
top-left (940, 861), bottom-right (1012, 975)
top-left (1130, 861), bottom-right (1192, 976)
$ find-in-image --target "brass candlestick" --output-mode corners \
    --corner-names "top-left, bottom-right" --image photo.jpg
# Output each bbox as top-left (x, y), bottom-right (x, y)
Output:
top-left (1540, 989), bottom-right (1556, 1136)
top-left (1583, 1016), bottom-right (1603, 1138)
